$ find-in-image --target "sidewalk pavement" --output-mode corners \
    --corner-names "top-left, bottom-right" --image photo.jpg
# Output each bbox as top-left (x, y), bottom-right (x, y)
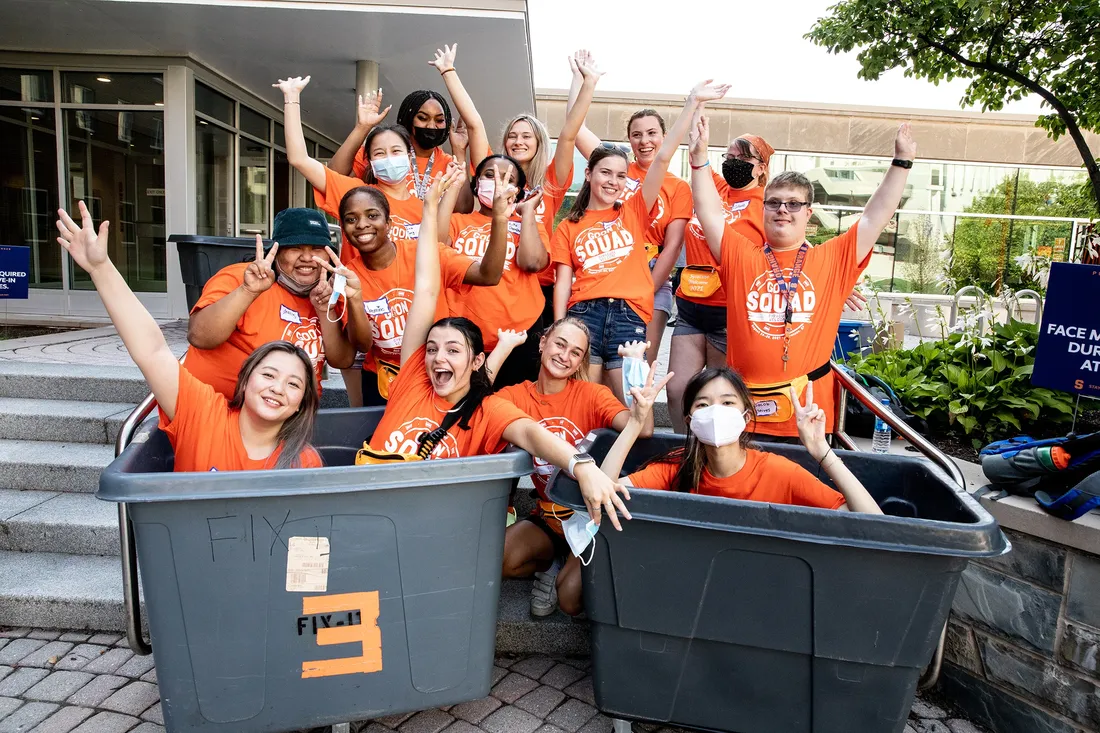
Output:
top-left (0, 627), bottom-right (985, 733)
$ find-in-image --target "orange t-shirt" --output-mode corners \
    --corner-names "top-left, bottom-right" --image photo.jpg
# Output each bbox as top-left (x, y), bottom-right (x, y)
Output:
top-left (344, 243), bottom-right (475, 370)
top-left (184, 263), bottom-right (326, 400)
top-left (496, 379), bottom-right (626, 499)
top-left (446, 211), bottom-right (547, 349)
top-left (550, 191), bottom-right (658, 323)
top-left (620, 162), bottom-right (693, 250)
top-left (352, 146), bottom-right (454, 199)
top-left (369, 345), bottom-right (531, 458)
top-left (626, 449), bottom-right (844, 509)
top-left (719, 223), bottom-right (870, 436)
top-left (681, 174), bottom-right (766, 307)
top-left (536, 162), bottom-right (574, 287)
top-left (159, 363), bottom-right (323, 472)
top-left (314, 167), bottom-right (424, 265)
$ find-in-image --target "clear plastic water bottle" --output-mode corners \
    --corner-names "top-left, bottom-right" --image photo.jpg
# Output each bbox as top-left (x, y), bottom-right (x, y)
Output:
top-left (872, 399), bottom-right (892, 454)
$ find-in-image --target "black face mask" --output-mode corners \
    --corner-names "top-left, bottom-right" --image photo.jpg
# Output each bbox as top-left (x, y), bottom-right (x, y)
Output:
top-left (722, 157), bottom-right (757, 189)
top-left (413, 126), bottom-right (449, 150)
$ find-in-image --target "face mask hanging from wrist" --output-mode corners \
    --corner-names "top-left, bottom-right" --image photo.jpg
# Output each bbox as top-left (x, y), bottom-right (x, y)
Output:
top-left (559, 508), bottom-right (600, 566)
top-left (371, 155), bottom-right (412, 184)
top-left (722, 157), bottom-right (756, 189)
top-left (689, 404), bottom-right (750, 446)
top-left (325, 272), bottom-right (347, 323)
top-left (621, 357), bottom-right (650, 408)
top-left (413, 126), bottom-right (449, 150)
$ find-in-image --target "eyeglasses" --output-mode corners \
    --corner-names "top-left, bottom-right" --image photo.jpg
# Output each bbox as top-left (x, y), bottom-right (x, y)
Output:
top-left (722, 153), bottom-right (761, 164)
top-left (763, 199), bottom-right (811, 213)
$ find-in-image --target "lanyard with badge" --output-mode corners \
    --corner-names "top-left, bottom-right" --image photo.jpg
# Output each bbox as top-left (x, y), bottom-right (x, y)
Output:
top-left (411, 152), bottom-right (435, 201)
top-left (762, 242), bottom-right (809, 372)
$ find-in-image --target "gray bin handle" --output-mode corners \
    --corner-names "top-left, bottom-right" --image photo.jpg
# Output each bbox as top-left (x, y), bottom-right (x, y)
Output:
top-left (831, 362), bottom-right (961, 690)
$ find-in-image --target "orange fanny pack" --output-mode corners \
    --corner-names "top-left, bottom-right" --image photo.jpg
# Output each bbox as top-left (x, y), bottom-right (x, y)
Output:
top-left (676, 266), bottom-right (722, 299)
top-left (355, 446), bottom-right (423, 465)
top-left (376, 359), bottom-right (400, 400)
top-left (645, 242), bottom-right (660, 263)
top-left (746, 362), bottom-right (831, 424)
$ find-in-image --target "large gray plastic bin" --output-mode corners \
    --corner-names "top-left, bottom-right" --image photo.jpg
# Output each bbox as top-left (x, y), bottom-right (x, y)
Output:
top-left (547, 431), bottom-right (1009, 733)
top-left (98, 407), bottom-right (532, 733)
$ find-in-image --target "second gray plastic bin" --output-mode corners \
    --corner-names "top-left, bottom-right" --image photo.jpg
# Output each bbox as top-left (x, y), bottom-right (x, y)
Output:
top-left (98, 407), bottom-right (531, 733)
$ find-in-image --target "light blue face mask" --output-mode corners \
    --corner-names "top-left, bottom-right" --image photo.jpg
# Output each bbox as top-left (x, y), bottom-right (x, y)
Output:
top-left (621, 356), bottom-right (650, 408)
top-left (371, 154), bottom-right (411, 184)
top-left (325, 272), bottom-right (347, 323)
top-left (561, 509), bottom-right (599, 566)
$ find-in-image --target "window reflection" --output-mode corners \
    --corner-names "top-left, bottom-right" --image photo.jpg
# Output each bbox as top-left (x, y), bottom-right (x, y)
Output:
top-left (0, 107), bottom-right (61, 286)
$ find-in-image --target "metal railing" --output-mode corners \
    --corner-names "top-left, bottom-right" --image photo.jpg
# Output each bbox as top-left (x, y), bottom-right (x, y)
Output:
top-left (832, 362), bottom-right (961, 689)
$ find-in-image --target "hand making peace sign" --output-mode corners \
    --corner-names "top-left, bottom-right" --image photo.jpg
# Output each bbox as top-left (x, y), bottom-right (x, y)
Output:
top-left (241, 234), bottom-right (279, 296)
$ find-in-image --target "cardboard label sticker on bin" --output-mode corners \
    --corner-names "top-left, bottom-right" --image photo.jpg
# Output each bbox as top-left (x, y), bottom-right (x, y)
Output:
top-left (301, 592), bottom-right (383, 679)
top-left (286, 536), bottom-right (330, 592)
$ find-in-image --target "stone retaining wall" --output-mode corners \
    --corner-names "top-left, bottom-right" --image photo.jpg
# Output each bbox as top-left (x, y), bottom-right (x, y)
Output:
top-left (943, 527), bottom-right (1100, 733)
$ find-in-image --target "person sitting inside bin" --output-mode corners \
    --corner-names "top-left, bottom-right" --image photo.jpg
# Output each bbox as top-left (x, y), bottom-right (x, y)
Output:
top-left (600, 366), bottom-right (883, 514)
top-left (359, 164), bottom-right (632, 529)
top-left (184, 208), bottom-right (361, 399)
top-left (56, 202), bottom-right (323, 470)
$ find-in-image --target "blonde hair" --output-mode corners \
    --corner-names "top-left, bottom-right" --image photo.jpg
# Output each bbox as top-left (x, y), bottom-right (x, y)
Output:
top-left (541, 317), bottom-right (592, 381)
top-left (501, 114), bottom-right (550, 190)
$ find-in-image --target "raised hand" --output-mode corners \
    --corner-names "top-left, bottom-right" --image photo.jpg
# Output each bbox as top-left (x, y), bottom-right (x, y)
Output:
top-left (689, 79), bottom-right (731, 105)
top-left (273, 76), bottom-right (310, 100)
top-left (515, 188), bottom-right (543, 218)
top-left (55, 201), bottom-right (110, 275)
top-left (496, 329), bottom-right (528, 350)
top-left (312, 246), bottom-right (361, 301)
top-left (430, 43), bottom-right (458, 73)
top-left (242, 234), bottom-right (278, 296)
top-left (627, 364), bottom-right (674, 425)
top-left (574, 49), bottom-right (604, 82)
top-left (791, 382), bottom-right (829, 461)
top-left (309, 266), bottom-right (333, 316)
top-left (895, 122), bottom-right (916, 161)
top-left (490, 163), bottom-right (519, 218)
top-left (425, 162), bottom-right (465, 210)
top-left (617, 340), bottom-right (650, 361)
top-left (575, 463), bottom-right (631, 531)
top-left (844, 289), bottom-right (868, 312)
top-left (357, 88), bottom-right (391, 128)
top-left (689, 114), bottom-right (710, 165)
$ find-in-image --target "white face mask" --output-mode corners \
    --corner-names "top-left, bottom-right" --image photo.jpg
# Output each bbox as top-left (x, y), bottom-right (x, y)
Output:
top-left (560, 509), bottom-right (599, 565)
top-left (325, 272), bottom-right (347, 323)
top-left (476, 177), bottom-right (517, 216)
top-left (689, 404), bottom-right (749, 447)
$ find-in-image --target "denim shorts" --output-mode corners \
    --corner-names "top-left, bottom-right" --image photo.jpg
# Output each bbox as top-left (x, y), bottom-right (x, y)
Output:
top-left (673, 296), bottom-right (727, 354)
top-left (567, 298), bottom-right (647, 370)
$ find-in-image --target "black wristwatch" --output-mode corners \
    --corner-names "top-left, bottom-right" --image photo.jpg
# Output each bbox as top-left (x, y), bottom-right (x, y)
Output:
top-left (891, 158), bottom-right (914, 169)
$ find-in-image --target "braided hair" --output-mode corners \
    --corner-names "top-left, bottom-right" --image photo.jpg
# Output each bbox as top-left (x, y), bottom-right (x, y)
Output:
top-left (396, 90), bottom-right (453, 136)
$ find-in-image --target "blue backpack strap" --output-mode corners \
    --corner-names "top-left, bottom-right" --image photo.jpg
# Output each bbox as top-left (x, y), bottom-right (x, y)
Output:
top-left (1036, 489), bottom-right (1100, 521)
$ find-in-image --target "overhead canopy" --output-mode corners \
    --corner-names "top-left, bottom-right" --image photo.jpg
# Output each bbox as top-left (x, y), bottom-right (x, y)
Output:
top-left (0, 0), bottom-right (535, 142)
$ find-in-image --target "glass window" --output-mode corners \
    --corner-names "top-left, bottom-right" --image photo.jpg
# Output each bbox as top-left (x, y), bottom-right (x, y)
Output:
top-left (0, 108), bottom-right (61, 287)
top-left (892, 212), bottom-right (953, 294)
top-left (64, 110), bottom-right (166, 292)
top-left (195, 82), bottom-right (234, 125)
top-left (239, 105), bottom-right (270, 142)
top-left (239, 137), bottom-right (269, 235)
top-left (0, 68), bottom-right (52, 103)
top-left (62, 72), bottom-right (163, 106)
top-left (317, 144), bottom-right (336, 161)
top-left (273, 149), bottom-right (290, 215)
top-left (196, 120), bottom-right (234, 237)
top-left (274, 122), bottom-right (285, 150)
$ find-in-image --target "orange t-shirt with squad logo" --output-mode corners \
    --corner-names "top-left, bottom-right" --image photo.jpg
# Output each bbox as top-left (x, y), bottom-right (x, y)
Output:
top-left (619, 162), bottom-right (693, 251)
top-left (352, 147), bottom-right (454, 199)
top-left (184, 263), bottom-right (326, 400)
top-left (496, 379), bottom-right (626, 499)
top-left (446, 211), bottom-right (547, 350)
top-left (159, 363), bottom-right (323, 472)
top-left (368, 345), bottom-right (531, 458)
top-left (550, 191), bottom-right (658, 323)
top-left (627, 449), bottom-right (844, 509)
top-left (344, 242), bottom-right (475, 371)
top-left (681, 173), bottom-right (766, 307)
top-left (719, 223), bottom-right (870, 437)
top-left (536, 162), bottom-right (574, 287)
top-left (314, 167), bottom-right (424, 265)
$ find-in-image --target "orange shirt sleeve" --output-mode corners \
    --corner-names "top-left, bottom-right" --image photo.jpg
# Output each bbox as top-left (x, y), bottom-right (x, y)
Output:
top-left (298, 447), bottom-right (324, 468)
top-left (587, 383), bottom-right (628, 428)
top-left (439, 243), bottom-right (476, 290)
top-left (626, 460), bottom-right (679, 489)
top-left (668, 179), bottom-right (693, 223)
top-left (191, 263), bottom-right (247, 319)
top-left (718, 220), bottom-right (758, 282)
top-left (777, 458), bottom-right (846, 510)
top-left (625, 186), bottom-right (660, 231)
top-left (476, 395), bottom-right (532, 453)
top-left (352, 147), bottom-right (369, 180)
top-left (313, 166), bottom-right (365, 219)
top-left (448, 215), bottom-right (462, 246)
top-left (818, 221), bottom-right (871, 290)
top-left (711, 168), bottom-right (731, 200)
top-left (550, 222), bottom-right (573, 268)
top-left (157, 362), bottom-right (227, 455)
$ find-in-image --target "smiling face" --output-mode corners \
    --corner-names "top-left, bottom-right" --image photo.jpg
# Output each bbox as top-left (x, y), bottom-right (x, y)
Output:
top-left (275, 245), bottom-right (320, 288)
top-left (539, 322), bottom-right (589, 380)
top-left (414, 98), bottom-right (447, 129)
top-left (425, 324), bottom-right (484, 400)
top-left (241, 349), bottom-right (308, 424)
top-left (686, 377), bottom-right (748, 422)
top-left (762, 184), bottom-right (813, 249)
top-left (505, 119), bottom-right (538, 164)
top-left (341, 191), bottom-right (390, 256)
top-left (368, 129), bottom-right (410, 161)
top-left (628, 115), bottom-right (664, 168)
top-left (585, 154), bottom-right (629, 208)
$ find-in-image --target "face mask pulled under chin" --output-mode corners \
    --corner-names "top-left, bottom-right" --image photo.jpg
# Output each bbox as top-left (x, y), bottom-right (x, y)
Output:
top-left (275, 263), bottom-right (317, 298)
top-left (689, 403), bottom-right (749, 447)
top-left (722, 157), bottom-right (757, 189)
top-left (371, 154), bottom-right (411, 184)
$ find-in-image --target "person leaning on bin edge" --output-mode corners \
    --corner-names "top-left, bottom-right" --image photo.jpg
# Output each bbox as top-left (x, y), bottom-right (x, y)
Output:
top-left (183, 208), bottom-right (362, 399)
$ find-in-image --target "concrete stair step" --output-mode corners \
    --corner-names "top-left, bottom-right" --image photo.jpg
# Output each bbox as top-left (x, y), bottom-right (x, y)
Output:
top-left (0, 490), bottom-right (119, 555)
top-left (0, 397), bottom-right (135, 444)
top-left (0, 439), bottom-right (115, 493)
top-left (0, 550), bottom-right (588, 656)
top-left (0, 362), bottom-right (150, 403)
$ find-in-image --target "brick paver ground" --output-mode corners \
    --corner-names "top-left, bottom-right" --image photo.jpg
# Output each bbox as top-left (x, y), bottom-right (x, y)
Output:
top-left (0, 628), bottom-right (988, 733)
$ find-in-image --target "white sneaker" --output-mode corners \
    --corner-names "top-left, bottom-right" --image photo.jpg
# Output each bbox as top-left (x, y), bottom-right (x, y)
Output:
top-left (530, 558), bottom-right (562, 617)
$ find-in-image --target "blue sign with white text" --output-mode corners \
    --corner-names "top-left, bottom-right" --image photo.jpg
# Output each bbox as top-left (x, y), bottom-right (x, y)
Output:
top-left (0, 246), bottom-right (30, 299)
top-left (1032, 262), bottom-right (1100, 398)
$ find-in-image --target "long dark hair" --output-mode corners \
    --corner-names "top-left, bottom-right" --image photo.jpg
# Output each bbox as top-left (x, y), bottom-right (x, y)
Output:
top-left (470, 154), bottom-right (528, 200)
top-left (361, 125), bottom-right (412, 185)
top-left (566, 144), bottom-right (628, 223)
top-left (643, 367), bottom-right (756, 493)
top-left (229, 341), bottom-right (320, 469)
top-left (418, 317), bottom-right (493, 450)
top-left (396, 90), bottom-right (453, 136)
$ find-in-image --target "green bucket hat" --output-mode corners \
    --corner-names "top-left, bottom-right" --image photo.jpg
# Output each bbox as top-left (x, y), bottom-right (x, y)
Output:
top-left (272, 208), bottom-right (331, 248)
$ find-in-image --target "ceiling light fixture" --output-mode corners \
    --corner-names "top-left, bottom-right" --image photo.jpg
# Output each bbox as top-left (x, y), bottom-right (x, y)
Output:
top-left (96, 76), bottom-right (112, 83)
